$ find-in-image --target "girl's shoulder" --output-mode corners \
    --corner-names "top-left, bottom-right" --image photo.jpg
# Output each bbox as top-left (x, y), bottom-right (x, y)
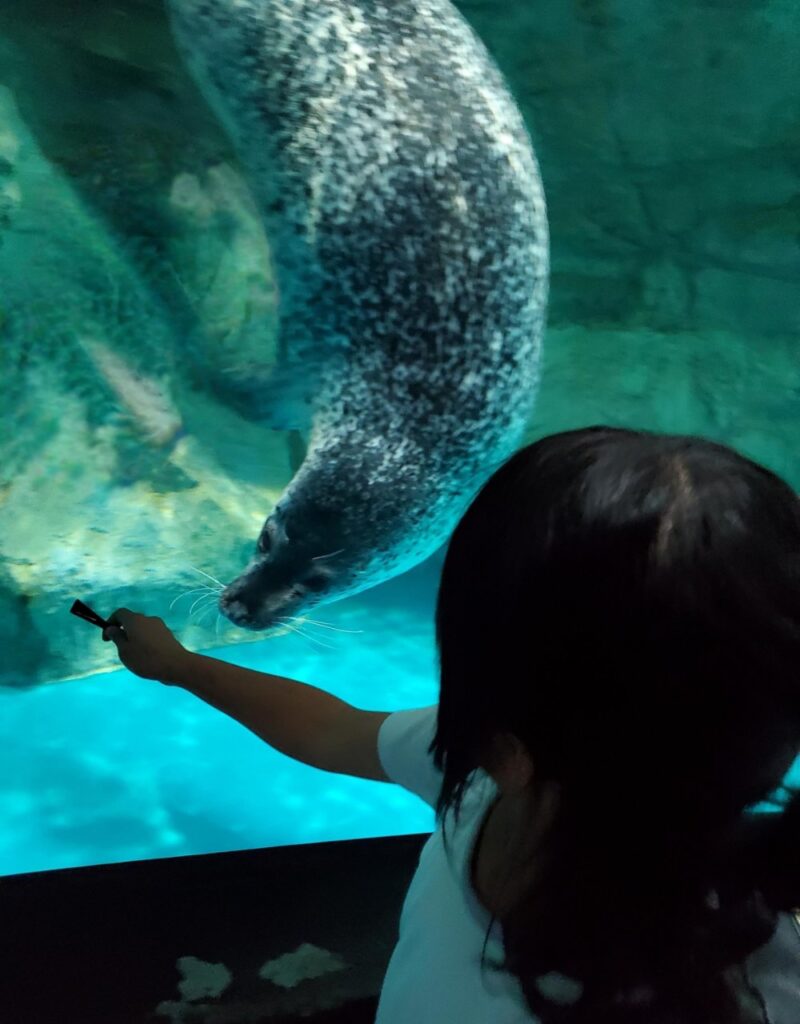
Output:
top-left (745, 912), bottom-right (800, 1023)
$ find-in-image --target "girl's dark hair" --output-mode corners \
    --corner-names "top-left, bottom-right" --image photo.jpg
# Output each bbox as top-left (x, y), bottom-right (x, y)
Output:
top-left (431, 426), bottom-right (800, 1023)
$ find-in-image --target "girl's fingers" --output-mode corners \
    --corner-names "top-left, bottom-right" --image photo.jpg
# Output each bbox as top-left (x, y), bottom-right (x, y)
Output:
top-left (104, 609), bottom-right (133, 643)
top-left (103, 625), bottom-right (125, 644)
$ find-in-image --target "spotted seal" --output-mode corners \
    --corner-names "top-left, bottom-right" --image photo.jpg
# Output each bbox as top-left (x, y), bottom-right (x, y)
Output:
top-left (165, 0), bottom-right (549, 630)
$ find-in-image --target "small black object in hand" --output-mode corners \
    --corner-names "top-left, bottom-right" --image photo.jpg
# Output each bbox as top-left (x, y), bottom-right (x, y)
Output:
top-left (70, 599), bottom-right (127, 638)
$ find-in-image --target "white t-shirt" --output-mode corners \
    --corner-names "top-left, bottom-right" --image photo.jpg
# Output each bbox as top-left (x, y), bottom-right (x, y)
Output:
top-left (375, 705), bottom-right (538, 1023)
top-left (374, 707), bottom-right (800, 1024)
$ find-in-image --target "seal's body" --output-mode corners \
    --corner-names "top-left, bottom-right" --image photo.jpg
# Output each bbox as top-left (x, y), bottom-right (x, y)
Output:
top-left (166, 0), bottom-right (549, 630)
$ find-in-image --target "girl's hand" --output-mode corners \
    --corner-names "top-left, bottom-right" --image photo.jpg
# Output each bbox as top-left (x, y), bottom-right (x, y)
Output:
top-left (102, 608), bottom-right (190, 685)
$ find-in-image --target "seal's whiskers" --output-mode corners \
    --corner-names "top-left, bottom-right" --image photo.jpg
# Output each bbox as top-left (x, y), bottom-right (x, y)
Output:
top-left (276, 616), bottom-right (335, 650)
top-left (169, 586), bottom-right (218, 611)
top-left (188, 565), bottom-right (228, 590)
top-left (311, 549), bottom-right (345, 562)
top-left (189, 592), bottom-right (220, 617)
top-left (294, 616), bottom-right (363, 634)
top-left (196, 601), bottom-right (220, 628)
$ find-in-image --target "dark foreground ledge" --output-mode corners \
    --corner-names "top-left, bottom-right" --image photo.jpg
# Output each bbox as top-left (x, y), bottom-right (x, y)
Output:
top-left (0, 833), bottom-right (429, 1024)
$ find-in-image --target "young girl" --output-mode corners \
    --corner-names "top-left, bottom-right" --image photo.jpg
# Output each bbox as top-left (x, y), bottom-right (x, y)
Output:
top-left (103, 426), bottom-right (800, 1023)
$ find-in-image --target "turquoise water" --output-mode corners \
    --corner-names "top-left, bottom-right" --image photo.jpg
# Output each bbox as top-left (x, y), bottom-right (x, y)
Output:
top-left (0, 2), bottom-right (798, 878)
top-left (0, 559), bottom-right (440, 876)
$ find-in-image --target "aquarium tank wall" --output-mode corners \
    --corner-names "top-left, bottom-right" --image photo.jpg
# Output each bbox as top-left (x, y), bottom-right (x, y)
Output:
top-left (0, 0), bottom-right (797, 876)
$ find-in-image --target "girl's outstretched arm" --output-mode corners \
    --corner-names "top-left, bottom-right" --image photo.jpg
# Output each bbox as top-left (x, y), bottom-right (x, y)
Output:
top-left (103, 607), bottom-right (390, 781)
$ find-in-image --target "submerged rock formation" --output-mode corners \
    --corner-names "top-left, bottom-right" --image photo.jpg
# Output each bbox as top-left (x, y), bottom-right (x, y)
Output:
top-left (461, 0), bottom-right (799, 340)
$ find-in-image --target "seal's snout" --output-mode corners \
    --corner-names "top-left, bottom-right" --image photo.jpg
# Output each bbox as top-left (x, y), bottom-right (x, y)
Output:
top-left (219, 571), bottom-right (270, 631)
top-left (218, 593), bottom-right (258, 630)
top-left (219, 554), bottom-right (305, 631)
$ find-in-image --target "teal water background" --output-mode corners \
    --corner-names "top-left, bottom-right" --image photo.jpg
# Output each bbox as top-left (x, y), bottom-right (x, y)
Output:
top-left (0, 1), bottom-right (798, 875)
top-left (0, 558), bottom-right (440, 876)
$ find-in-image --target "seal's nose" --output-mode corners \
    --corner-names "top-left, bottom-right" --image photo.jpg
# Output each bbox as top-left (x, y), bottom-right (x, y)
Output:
top-left (219, 592), bottom-right (251, 627)
top-left (220, 559), bottom-right (289, 630)
top-left (219, 576), bottom-right (264, 629)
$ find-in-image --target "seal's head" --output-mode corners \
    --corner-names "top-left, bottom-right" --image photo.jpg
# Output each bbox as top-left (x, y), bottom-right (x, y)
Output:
top-left (219, 498), bottom-right (351, 631)
top-left (218, 440), bottom-right (433, 631)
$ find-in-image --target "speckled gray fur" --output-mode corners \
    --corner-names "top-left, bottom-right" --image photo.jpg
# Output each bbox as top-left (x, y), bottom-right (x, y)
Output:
top-left (166, 0), bottom-right (549, 630)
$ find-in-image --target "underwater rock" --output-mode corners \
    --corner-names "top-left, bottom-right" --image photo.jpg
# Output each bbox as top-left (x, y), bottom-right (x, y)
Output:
top-left (525, 325), bottom-right (799, 493)
top-left (0, 15), bottom-right (292, 685)
top-left (693, 264), bottom-right (799, 338)
top-left (0, 87), bottom-right (22, 240)
top-left (0, 0), bottom-right (280, 419)
top-left (638, 259), bottom-right (692, 334)
top-left (463, 0), bottom-right (799, 337)
top-left (165, 161), bottom-right (280, 420)
top-left (0, 570), bottom-right (58, 687)
top-left (77, 336), bottom-right (184, 448)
